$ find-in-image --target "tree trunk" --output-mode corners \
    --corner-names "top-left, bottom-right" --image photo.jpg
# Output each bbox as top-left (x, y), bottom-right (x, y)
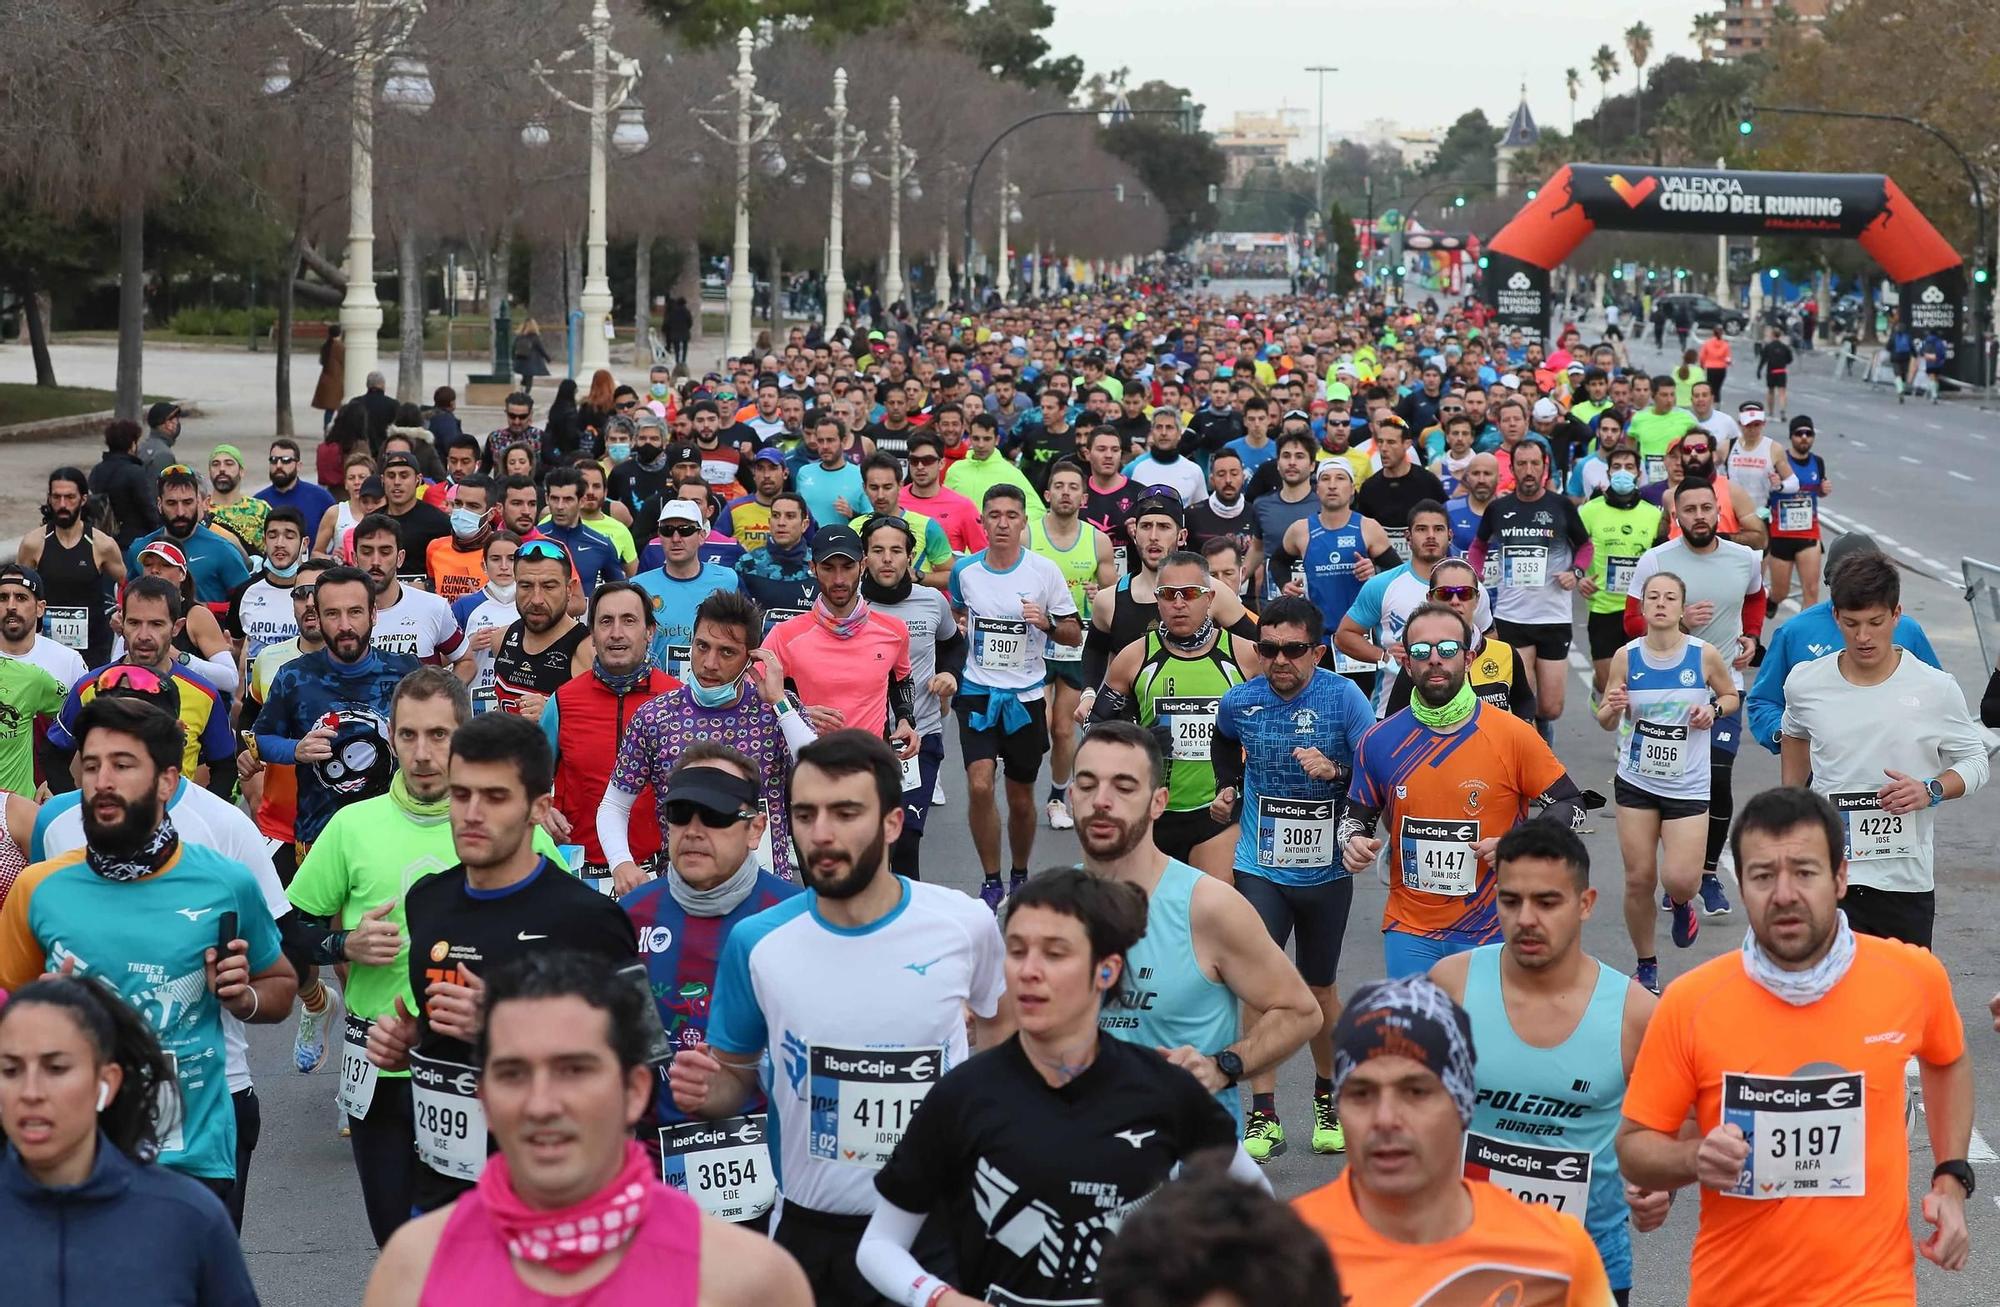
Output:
top-left (671, 246), bottom-right (702, 372)
top-left (275, 217), bottom-right (306, 436)
top-left (20, 288), bottom-right (56, 387)
top-left (300, 243), bottom-right (348, 292)
top-left (529, 241), bottom-right (564, 332)
top-left (768, 243), bottom-right (783, 344)
top-left (115, 188), bottom-right (145, 421)
top-left (396, 223), bottom-right (424, 402)
top-left (632, 235), bottom-right (652, 367)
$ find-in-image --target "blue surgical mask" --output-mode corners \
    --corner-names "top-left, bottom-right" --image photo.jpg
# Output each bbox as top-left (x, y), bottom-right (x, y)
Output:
top-left (608, 442), bottom-right (631, 463)
top-left (688, 673), bottom-right (745, 709)
top-left (1609, 470), bottom-right (1638, 495)
top-left (450, 508), bottom-right (483, 537)
top-left (650, 382), bottom-right (669, 398)
top-left (265, 555), bottom-right (302, 579)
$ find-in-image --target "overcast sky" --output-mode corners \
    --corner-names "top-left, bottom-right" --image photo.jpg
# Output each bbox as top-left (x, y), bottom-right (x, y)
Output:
top-left (1044, 1), bottom-right (1717, 149)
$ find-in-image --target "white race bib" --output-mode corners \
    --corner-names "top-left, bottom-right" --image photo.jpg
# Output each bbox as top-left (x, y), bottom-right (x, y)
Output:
top-left (1644, 454), bottom-right (1667, 484)
top-left (337, 1013), bottom-right (379, 1120)
top-left (1257, 796), bottom-right (1334, 870)
top-left (411, 1052), bottom-right (488, 1180)
top-left (1044, 634), bottom-right (1083, 663)
top-left (1465, 1131), bottom-right (1592, 1215)
top-left (1155, 696), bottom-right (1219, 763)
top-left (1722, 1071), bottom-right (1866, 1200)
top-left (658, 1115), bottom-right (776, 1223)
top-left (1830, 792), bottom-right (1918, 861)
top-left (154, 1050), bottom-right (185, 1156)
top-left (971, 616), bottom-right (1029, 673)
top-left (663, 642), bottom-right (692, 679)
top-left (1385, 527), bottom-right (1411, 563)
top-left (899, 748), bottom-right (923, 793)
top-left (1333, 647), bottom-right (1380, 676)
top-left (1500, 545), bottom-right (1548, 588)
top-left (807, 1045), bottom-right (943, 1168)
top-left (45, 605), bottom-right (89, 650)
top-left (1631, 719), bottom-right (1689, 781)
top-left (1113, 545), bottom-right (1129, 575)
top-left (1605, 555), bottom-right (1640, 596)
top-left (1400, 816), bottom-right (1479, 896)
top-left (1776, 495), bottom-right (1815, 533)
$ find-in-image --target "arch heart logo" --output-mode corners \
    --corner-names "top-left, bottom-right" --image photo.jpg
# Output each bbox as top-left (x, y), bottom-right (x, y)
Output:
top-left (1608, 173), bottom-right (1659, 209)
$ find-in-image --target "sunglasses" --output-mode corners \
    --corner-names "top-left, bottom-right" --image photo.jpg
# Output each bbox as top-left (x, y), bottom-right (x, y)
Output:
top-left (616, 401), bottom-right (637, 411)
top-left (517, 539), bottom-right (568, 563)
top-left (1256, 639), bottom-right (1317, 661)
top-left (907, 454), bottom-right (941, 467)
top-left (1407, 639), bottom-right (1465, 662)
top-left (100, 664), bottom-right (168, 695)
top-left (1157, 584), bottom-right (1211, 603)
top-left (160, 464), bottom-right (193, 478)
top-left (1429, 585), bottom-right (1478, 602)
top-left (505, 411), bottom-right (533, 422)
top-left (660, 523), bottom-right (703, 539)
top-left (269, 454), bottom-right (298, 465)
top-left (664, 800), bottom-right (756, 828)
top-left (292, 584), bottom-right (317, 602)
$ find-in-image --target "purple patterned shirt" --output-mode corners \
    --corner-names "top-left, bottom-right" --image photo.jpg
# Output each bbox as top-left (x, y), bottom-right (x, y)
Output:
top-left (606, 684), bottom-right (796, 880)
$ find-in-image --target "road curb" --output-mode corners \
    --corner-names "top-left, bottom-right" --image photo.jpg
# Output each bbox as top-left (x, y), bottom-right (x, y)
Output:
top-left (0, 399), bottom-right (204, 445)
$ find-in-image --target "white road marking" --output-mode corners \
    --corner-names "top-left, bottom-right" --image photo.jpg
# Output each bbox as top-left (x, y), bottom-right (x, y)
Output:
top-left (1851, 439), bottom-right (1870, 449)
top-left (1898, 546), bottom-right (1923, 558)
top-left (1926, 421), bottom-right (1945, 431)
top-left (1899, 455), bottom-right (1923, 465)
top-left (1975, 1130), bottom-right (1999, 1165)
top-left (1950, 470), bottom-right (1976, 482)
top-left (1970, 432), bottom-right (1988, 442)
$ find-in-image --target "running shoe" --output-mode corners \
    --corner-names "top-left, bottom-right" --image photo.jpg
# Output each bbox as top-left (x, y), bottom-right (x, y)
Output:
top-left (1311, 1093), bottom-right (1345, 1154)
top-left (293, 983), bottom-right (339, 1075)
top-left (978, 876), bottom-right (1005, 914)
top-left (1047, 798), bottom-right (1074, 830)
top-left (1671, 897), bottom-right (1700, 949)
top-left (1008, 869), bottom-right (1029, 899)
top-left (1700, 868), bottom-right (1733, 916)
top-left (933, 778), bottom-right (948, 806)
top-left (1660, 888), bottom-right (1674, 912)
top-left (1635, 959), bottom-right (1661, 995)
top-left (1244, 1109), bottom-right (1287, 1162)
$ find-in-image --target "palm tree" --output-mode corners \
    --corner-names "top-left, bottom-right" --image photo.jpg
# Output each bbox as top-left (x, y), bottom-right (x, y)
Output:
top-left (1589, 45), bottom-right (1619, 148)
top-left (1691, 11), bottom-right (1722, 60)
top-left (1565, 67), bottom-right (1581, 134)
top-left (1625, 22), bottom-right (1654, 138)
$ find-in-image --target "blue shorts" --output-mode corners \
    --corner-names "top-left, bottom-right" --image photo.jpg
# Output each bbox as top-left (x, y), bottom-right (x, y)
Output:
top-left (1712, 707), bottom-right (1742, 759)
top-left (1382, 929), bottom-right (1481, 979)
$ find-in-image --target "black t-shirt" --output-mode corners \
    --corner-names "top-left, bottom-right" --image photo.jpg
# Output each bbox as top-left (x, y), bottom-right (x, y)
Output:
top-left (1353, 464), bottom-right (1448, 533)
top-left (387, 500), bottom-right (453, 570)
top-left (1081, 479), bottom-right (1140, 555)
top-left (874, 1035), bottom-right (1236, 1305)
top-left (1182, 496), bottom-right (1253, 556)
top-left (609, 458), bottom-right (673, 520)
top-left (405, 858), bottom-right (637, 1210)
top-left (865, 420), bottom-right (915, 463)
top-left (1017, 425), bottom-right (1082, 495)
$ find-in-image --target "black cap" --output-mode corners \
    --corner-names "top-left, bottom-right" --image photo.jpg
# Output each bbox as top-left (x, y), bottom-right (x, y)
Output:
top-left (666, 442), bottom-right (701, 467)
top-left (382, 452), bottom-right (420, 471)
top-left (358, 475), bottom-right (386, 499)
top-left (810, 524), bottom-right (864, 562)
top-left (145, 401), bottom-right (181, 427)
top-left (1789, 415), bottom-right (1816, 436)
top-left (0, 563), bottom-right (42, 597)
top-left (1131, 492), bottom-right (1185, 527)
top-left (934, 370), bottom-right (958, 388)
top-left (662, 763), bottom-right (760, 814)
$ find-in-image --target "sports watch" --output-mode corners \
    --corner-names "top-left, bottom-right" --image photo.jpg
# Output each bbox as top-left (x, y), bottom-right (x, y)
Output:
top-left (1213, 1049), bottom-right (1245, 1087)
top-left (1925, 777), bottom-right (1946, 807)
top-left (1934, 1159), bottom-right (1975, 1198)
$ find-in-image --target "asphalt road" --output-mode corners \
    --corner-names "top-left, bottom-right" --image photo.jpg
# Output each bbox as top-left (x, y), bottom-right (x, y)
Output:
top-left (4, 333), bottom-right (2000, 1303)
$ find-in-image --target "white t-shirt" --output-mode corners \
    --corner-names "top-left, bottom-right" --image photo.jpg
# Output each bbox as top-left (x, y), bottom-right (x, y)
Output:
top-left (947, 548), bottom-right (1079, 699)
top-left (1723, 433), bottom-right (1792, 506)
top-left (1626, 537), bottom-right (1764, 689)
top-left (2, 635), bottom-right (88, 691)
top-left (1124, 454), bottom-right (1206, 506)
top-left (462, 594), bottom-right (518, 709)
top-left (1781, 651), bottom-right (1989, 892)
top-left (1693, 409), bottom-right (1742, 448)
top-left (36, 779), bottom-right (289, 1093)
top-left (373, 584), bottom-right (465, 663)
top-left (231, 578), bottom-right (301, 660)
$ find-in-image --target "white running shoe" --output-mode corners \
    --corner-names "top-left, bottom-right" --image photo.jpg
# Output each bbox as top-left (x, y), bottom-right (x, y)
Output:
top-left (293, 982), bottom-right (340, 1075)
top-left (933, 779), bottom-right (948, 806)
top-left (1047, 799), bottom-right (1074, 830)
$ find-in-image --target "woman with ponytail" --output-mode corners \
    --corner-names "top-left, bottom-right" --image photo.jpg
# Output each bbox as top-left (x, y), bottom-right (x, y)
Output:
top-left (0, 976), bottom-right (259, 1305)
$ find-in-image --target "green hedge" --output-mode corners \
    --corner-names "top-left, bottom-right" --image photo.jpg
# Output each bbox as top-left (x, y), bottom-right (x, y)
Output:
top-left (164, 306), bottom-right (408, 337)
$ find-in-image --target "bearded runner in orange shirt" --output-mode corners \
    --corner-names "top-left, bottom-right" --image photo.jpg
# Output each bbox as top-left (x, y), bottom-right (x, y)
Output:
top-left (1617, 786), bottom-right (1973, 1307)
top-left (1293, 974), bottom-right (1616, 1307)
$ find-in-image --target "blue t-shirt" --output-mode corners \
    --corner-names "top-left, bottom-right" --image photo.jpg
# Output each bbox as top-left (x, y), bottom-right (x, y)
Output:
top-left (1215, 668), bottom-right (1376, 885)
top-left (124, 526), bottom-right (251, 604)
top-left (632, 563), bottom-right (740, 678)
top-left (1223, 435), bottom-right (1277, 477)
top-left (536, 520), bottom-right (625, 597)
top-left (1445, 496), bottom-right (1484, 560)
top-left (792, 459), bottom-right (866, 529)
top-left (255, 647), bottom-right (423, 843)
top-left (4, 843), bottom-right (283, 1180)
top-left (255, 479), bottom-right (338, 541)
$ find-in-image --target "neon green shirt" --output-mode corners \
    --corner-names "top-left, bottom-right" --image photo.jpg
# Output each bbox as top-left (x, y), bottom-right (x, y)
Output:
top-left (1578, 496), bottom-right (1663, 616)
top-left (944, 451), bottom-right (1047, 519)
top-left (0, 659), bottom-right (64, 795)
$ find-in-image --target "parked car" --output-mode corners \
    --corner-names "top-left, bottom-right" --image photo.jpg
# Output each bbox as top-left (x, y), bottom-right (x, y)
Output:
top-left (1652, 293), bottom-right (1748, 336)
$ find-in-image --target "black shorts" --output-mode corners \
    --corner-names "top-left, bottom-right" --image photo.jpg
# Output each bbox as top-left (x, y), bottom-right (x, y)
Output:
top-left (954, 691), bottom-right (1050, 785)
top-left (1614, 776), bottom-right (1708, 822)
top-left (1766, 535), bottom-right (1820, 562)
top-left (268, 837), bottom-right (300, 889)
top-left (1155, 807), bottom-right (1232, 861)
top-left (1840, 883), bottom-right (1934, 949)
top-left (1044, 655), bottom-right (1088, 690)
top-left (1494, 618), bottom-right (1573, 661)
top-left (1234, 872), bottom-right (1354, 988)
top-left (1587, 610), bottom-right (1629, 662)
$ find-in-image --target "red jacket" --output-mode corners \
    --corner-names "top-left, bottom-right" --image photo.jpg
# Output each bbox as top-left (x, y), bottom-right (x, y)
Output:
top-left (550, 667), bottom-right (679, 866)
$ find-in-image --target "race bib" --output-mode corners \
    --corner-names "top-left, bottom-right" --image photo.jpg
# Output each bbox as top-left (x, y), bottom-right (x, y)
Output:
top-left (1155, 696), bottom-right (1219, 763)
top-left (658, 1115), bottom-right (776, 1223)
top-left (337, 1013), bottom-right (379, 1120)
top-left (1257, 797), bottom-right (1334, 870)
top-left (411, 1052), bottom-right (488, 1180)
top-left (762, 608), bottom-right (808, 636)
top-left (1830, 792), bottom-right (1918, 861)
top-left (154, 1050), bottom-right (185, 1156)
top-left (971, 617), bottom-right (1029, 673)
top-left (1333, 646), bottom-right (1380, 676)
top-left (1385, 527), bottom-right (1411, 563)
top-left (663, 642), bottom-right (692, 679)
top-left (1400, 817), bottom-right (1479, 896)
top-left (1481, 550), bottom-right (1501, 588)
top-left (1044, 634), bottom-right (1083, 663)
top-left (1776, 495), bottom-right (1816, 533)
top-left (1464, 1131), bottom-right (1592, 1215)
top-left (1606, 555), bottom-right (1640, 596)
top-left (1631, 720), bottom-right (1690, 781)
top-left (900, 748), bottom-right (923, 793)
top-left (1722, 1071), bottom-right (1865, 1199)
top-left (1113, 545), bottom-right (1129, 574)
top-left (808, 1045), bottom-right (943, 1168)
top-left (1500, 545), bottom-right (1548, 588)
top-left (45, 605), bottom-right (89, 650)
top-left (1643, 454), bottom-right (1667, 484)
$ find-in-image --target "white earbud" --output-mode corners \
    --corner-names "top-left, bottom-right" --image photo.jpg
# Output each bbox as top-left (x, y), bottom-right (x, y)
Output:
top-left (96, 1082), bottom-right (111, 1113)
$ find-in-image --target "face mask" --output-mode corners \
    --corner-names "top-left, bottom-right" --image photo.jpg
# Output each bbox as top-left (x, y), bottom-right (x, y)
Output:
top-left (450, 508), bottom-right (483, 537)
top-left (608, 442), bottom-right (631, 463)
top-left (487, 581), bottom-right (516, 605)
top-left (265, 555), bottom-right (303, 579)
top-left (650, 382), bottom-right (669, 398)
top-left (688, 672), bottom-right (745, 708)
top-left (1608, 470), bottom-right (1638, 495)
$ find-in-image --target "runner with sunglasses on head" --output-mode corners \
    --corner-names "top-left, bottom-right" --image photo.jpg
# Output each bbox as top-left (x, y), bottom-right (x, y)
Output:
top-left (1380, 558), bottom-right (1533, 720)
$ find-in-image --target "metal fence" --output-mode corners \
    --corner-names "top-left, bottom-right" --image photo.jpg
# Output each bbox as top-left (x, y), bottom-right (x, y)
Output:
top-left (1963, 557), bottom-right (2000, 673)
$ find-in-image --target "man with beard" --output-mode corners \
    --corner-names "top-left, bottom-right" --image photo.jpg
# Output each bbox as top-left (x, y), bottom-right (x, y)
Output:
top-left (203, 445), bottom-right (270, 555)
top-left (420, 476), bottom-right (496, 602)
top-left (1659, 429), bottom-right (1769, 551)
top-left (0, 568), bottom-right (68, 798)
top-left (1625, 478), bottom-right (1766, 922)
top-left (733, 492), bottom-right (817, 639)
top-left (1341, 603), bottom-right (1585, 978)
top-left (688, 399), bottom-right (752, 498)
top-left (1125, 405), bottom-right (1206, 506)
top-left (361, 711), bottom-right (635, 1216)
top-left (377, 452), bottom-right (453, 575)
top-left (1080, 425), bottom-right (1139, 570)
top-left (256, 565), bottom-right (423, 1071)
top-left (1353, 420), bottom-right (1447, 562)
top-left (223, 507), bottom-right (309, 674)
top-left (857, 517), bottom-right (964, 880)
top-left (719, 448), bottom-right (792, 558)
top-left (1074, 720), bottom-right (1318, 1131)
top-left (285, 669), bottom-right (564, 1244)
top-left (238, 557), bottom-right (331, 880)
top-left (349, 516), bottom-right (469, 669)
top-left (862, 380), bottom-right (917, 464)
top-left (764, 525), bottom-right (918, 759)
top-left (1445, 452), bottom-right (1500, 584)
top-left (669, 730), bottom-right (1008, 1306)
top-left (124, 466), bottom-right (251, 606)
top-left (1183, 448), bottom-right (1252, 558)
top-left (1429, 823), bottom-right (1667, 1304)
top-left (1617, 787), bottom-right (1973, 1307)
top-left (609, 411), bottom-right (675, 523)
top-left (490, 540), bottom-right (592, 723)
top-left (256, 437), bottom-right (337, 541)
top-left (1291, 975), bottom-right (1616, 1304)
top-left (16, 467), bottom-right (124, 669)
top-left (0, 694), bottom-right (297, 1201)
top-left (542, 582), bottom-right (678, 889)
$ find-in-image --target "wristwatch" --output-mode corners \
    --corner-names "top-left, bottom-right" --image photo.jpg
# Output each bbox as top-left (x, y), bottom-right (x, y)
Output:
top-left (1212, 1049), bottom-right (1245, 1088)
top-left (1925, 777), bottom-right (1946, 807)
top-left (1934, 1159), bottom-right (1975, 1198)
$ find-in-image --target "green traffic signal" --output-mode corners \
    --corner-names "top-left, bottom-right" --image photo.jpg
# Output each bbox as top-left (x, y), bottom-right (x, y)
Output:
top-left (1477, 256), bottom-right (1490, 269)
top-left (1977, 268), bottom-right (1991, 285)
top-left (1738, 119), bottom-right (1753, 135)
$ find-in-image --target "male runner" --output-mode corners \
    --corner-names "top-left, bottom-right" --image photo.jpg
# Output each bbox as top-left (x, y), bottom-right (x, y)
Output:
top-left (490, 539), bottom-right (592, 722)
top-left (763, 524), bottom-right (918, 761)
top-left (1626, 375), bottom-right (1695, 485)
top-left (1335, 500), bottom-right (1494, 715)
top-left (632, 499), bottom-right (739, 680)
top-left (1080, 425), bottom-right (1139, 570)
top-left (1028, 459), bottom-right (1117, 829)
top-left (223, 506), bottom-right (308, 671)
top-left (1125, 405), bottom-right (1206, 504)
top-left (256, 436), bottom-right (336, 540)
top-left (536, 467), bottom-right (625, 598)
top-left (350, 515), bottom-right (469, 668)
top-left (1352, 419), bottom-right (1446, 562)
top-left (204, 444), bottom-right (270, 555)
top-left (900, 433), bottom-right (986, 554)
top-left (124, 466), bottom-right (251, 605)
top-left (732, 492), bottom-right (817, 637)
top-left (852, 454), bottom-right (952, 588)
top-left (1244, 431), bottom-right (1319, 602)
top-left (378, 452), bottom-right (453, 568)
top-left (1282, 462), bottom-right (1396, 692)
top-left (17, 466), bottom-right (125, 667)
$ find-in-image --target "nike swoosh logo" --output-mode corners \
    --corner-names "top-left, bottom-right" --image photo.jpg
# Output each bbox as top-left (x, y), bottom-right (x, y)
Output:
top-left (517, 932), bottom-right (547, 942)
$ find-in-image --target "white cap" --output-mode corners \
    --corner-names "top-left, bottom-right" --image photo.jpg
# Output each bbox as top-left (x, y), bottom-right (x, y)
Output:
top-left (1531, 398), bottom-right (1560, 422)
top-left (659, 499), bottom-right (703, 525)
top-left (1499, 374), bottom-right (1522, 390)
top-left (1315, 459), bottom-right (1354, 483)
top-left (1737, 402), bottom-right (1766, 424)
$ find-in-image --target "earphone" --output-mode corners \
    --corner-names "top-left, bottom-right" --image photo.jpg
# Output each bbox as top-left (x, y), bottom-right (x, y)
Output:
top-left (1098, 965), bottom-right (1116, 988)
top-left (96, 1082), bottom-right (111, 1113)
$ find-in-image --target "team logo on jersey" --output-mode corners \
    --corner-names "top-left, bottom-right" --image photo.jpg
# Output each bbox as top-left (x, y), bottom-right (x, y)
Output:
top-left (1459, 781), bottom-right (1484, 814)
top-left (430, 940), bottom-right (450, 963)
top-left (316, 706), bottom-right (393, 796)
top-left (1479, 658), bottom-right (1500, 678)
top-left (1292, 708), bottom-right (1319, 734)
top-left (1533, 510), bottom-right (1553, 526)
top-left (1679, 668), bottom-right (1698, 686)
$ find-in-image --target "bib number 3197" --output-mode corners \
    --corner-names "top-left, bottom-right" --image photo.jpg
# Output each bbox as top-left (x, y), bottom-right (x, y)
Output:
top-left (808, 1045), bottom-right (942, 1168)
top-left (1722, 1071), bottom-right (1865, 1199)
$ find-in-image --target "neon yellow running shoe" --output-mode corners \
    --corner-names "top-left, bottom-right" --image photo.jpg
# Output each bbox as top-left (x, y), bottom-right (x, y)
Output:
top-left (1312, 1092), bottom-right (1346, 1154)
top-left (1244, 1108), bottom-right (1287, 1162)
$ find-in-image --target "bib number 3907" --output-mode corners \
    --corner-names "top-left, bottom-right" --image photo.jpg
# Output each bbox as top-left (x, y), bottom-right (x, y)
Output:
top-left (1464, 1131), bottom-right (1592, 1213)
top-left (808, 1044), bottom-right (942, 1168)
top-left (972, 617), bottom-right (1029, 672)
top-left (1722, 1071), bottom-right (1865, 1200)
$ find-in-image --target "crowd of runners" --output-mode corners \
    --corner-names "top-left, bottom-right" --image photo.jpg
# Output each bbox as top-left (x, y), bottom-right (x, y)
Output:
top-left (0, 273), bottom-right (1993, 1307)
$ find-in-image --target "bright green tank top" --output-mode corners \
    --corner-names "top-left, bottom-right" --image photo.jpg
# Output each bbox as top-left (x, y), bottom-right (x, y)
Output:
top-left (1029, 516), bottom-right (1102, 616)
top-left (1134, 629), bottom-right (1246, 810)
top-left (1577, 496), bottom-right (1662, 616)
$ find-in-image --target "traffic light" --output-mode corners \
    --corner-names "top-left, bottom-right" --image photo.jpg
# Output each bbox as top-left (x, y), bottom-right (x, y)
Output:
top-left (1477, 255), bottom-right (1489, 269)
top-left (1977, 267), bottom-right (1990, 285)
top-left (1737, 99), bottom-right (1755, 135)
top-left (1453, 195), bottom-right (1465, 208)
top-left (1526, 188), bottom-right (1538, 200)
top-left (1738, 118), bottom-right (1753, 135)
top-left (1646, 270), bottom-right (1656, 281)
top-left (1611, 268), bottom-right (1623, 280)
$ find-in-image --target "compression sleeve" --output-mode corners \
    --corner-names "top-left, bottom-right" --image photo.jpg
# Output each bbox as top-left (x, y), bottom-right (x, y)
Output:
top-left (595, 783), bottom-right (637, 869)
top-left (888, 672), bottom-right (915, 729)
top-left (277, 909), bottom-right (347, 969)
top-left (1210, 721), bottom-right (1245, 799)
top-left (1370, 546), bottom-right (1403, 573)
top-left (1083, 617), bottom-right (1117, 688)
top-left (855, 1200), bottom-right (941, 1307)
top-left (775, 699), bottom-right (819, 757)
top-left (1741, 589), bottom-right (1767, 639)
top-left (1337, 801), bottom-right (1382, 848)
top-left (1533, 772), bottom-right (1587, 833)
top-left (936, 623), bottom-right (967, 681)
top-left (180, 648), bottom-right (240, 695)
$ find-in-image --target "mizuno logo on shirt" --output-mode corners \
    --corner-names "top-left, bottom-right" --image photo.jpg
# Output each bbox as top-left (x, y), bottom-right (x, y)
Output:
top-left (1114, 1129), bottom-right (1155, 1148)
top-left (905, 956), bottom-right (944, 976)
top-left (176, 908), bottom-right (214, 923)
